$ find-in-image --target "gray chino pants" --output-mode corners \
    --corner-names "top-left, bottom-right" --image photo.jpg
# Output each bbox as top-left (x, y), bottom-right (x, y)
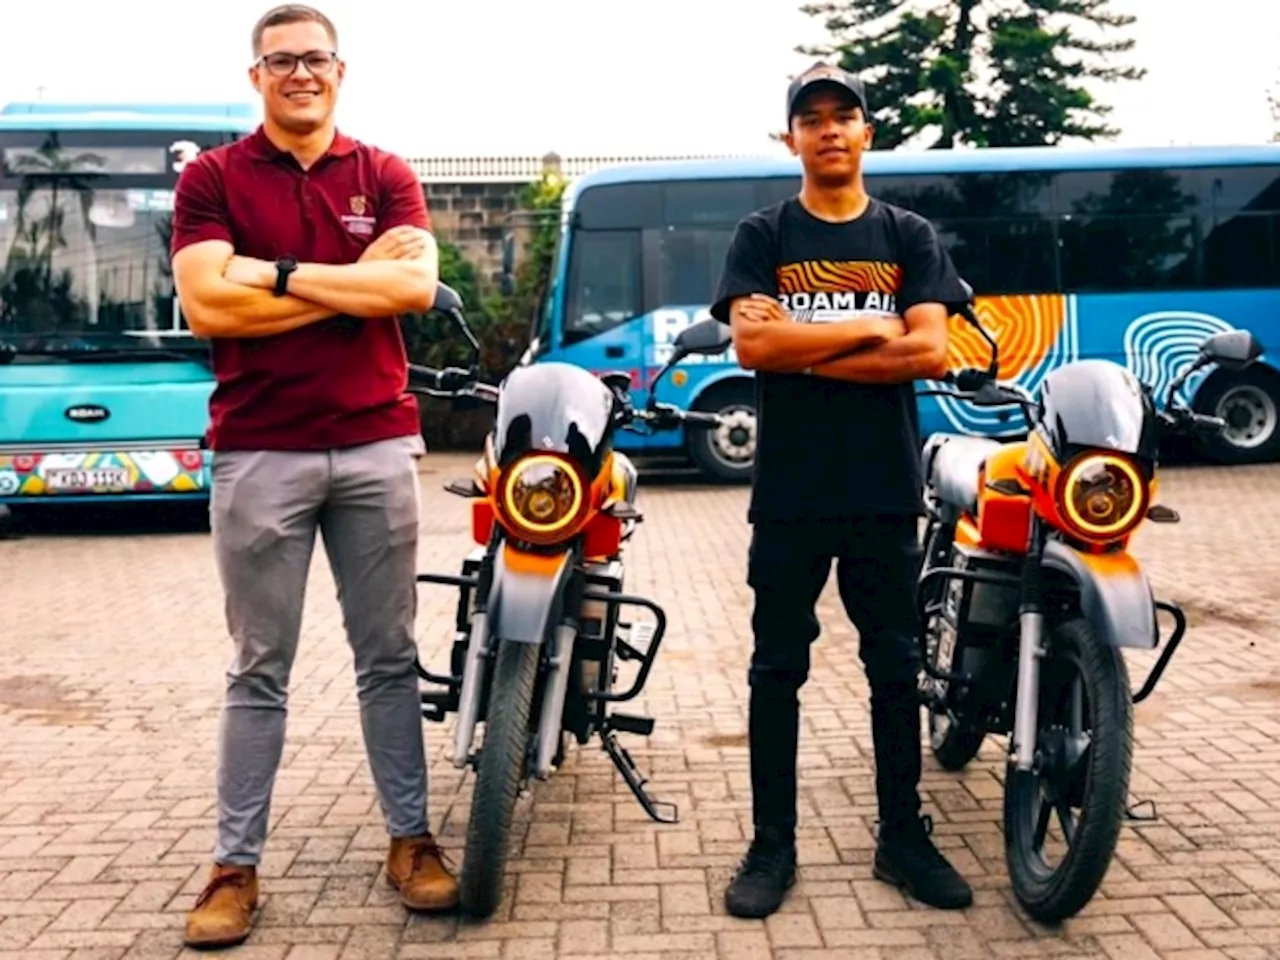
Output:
top-left (208, 434), bottom-right (428, 865)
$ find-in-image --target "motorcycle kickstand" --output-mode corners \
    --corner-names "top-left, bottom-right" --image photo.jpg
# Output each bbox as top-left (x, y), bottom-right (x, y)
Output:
top-left (600, 728), bottom-right (679, 825)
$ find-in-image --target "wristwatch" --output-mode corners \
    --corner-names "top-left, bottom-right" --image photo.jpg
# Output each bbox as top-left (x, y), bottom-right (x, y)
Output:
top-left (272, 256), bottom-right (298, 297)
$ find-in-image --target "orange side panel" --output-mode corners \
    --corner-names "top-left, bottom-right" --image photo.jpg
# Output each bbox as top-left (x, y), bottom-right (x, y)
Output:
top-left (977, 443), bottom-right (1032, 555)
top-left (471, 499), bottom-right (494, 545)
top-left (583, 512), bottom-right (622, 560)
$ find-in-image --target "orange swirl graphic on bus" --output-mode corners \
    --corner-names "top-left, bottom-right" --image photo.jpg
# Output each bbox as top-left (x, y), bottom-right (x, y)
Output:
top-left (948, 294), bottom-right (1068, 379)
top-left (777, 259), bottom-right (903, 295)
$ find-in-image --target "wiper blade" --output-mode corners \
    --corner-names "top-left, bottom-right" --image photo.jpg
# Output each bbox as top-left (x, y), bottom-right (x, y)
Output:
top-left (0, 343), bottom-right (210, 364)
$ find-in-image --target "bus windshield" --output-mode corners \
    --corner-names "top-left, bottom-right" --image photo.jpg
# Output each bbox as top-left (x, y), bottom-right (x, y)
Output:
top-left (560, 177), bottom-right (774, 343)
top-left (1, 184), bottom-right (177, 352)
top-left (0, 129), bottom-right (237, 357)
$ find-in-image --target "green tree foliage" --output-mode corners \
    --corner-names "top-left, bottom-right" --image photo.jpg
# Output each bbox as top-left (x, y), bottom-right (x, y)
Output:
top-left (483, 170), bottom-right (567, 374)
top-left (796, 0), bottom-right (1145, 149)
top-left (400, 171), bottom-right (567, 449)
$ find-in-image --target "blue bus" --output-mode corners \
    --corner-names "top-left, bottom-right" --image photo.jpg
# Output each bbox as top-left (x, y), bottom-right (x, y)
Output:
top-left (513, 145), bottom-right (1280, 482)
top-left (0, 102), bottom-right (256, 507)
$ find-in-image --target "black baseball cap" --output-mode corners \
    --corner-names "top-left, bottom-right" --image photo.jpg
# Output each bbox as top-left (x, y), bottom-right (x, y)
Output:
top-left (786, 62), bottom-right (868, 122)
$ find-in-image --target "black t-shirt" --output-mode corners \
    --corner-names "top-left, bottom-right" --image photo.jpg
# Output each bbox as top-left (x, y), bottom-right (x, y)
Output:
top-left (709, 195), bottom-right (966, 523)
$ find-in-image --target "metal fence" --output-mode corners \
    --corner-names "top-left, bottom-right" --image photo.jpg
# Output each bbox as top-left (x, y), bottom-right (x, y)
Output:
top-left (405, 151), bottom-right (766, 181)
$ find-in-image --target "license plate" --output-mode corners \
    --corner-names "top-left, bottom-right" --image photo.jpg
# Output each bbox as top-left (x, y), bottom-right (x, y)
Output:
top-left (44, 467), bottom-right (131, 492)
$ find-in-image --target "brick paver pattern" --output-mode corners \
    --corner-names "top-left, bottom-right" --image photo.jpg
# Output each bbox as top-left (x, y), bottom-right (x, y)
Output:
top-left (1, 455), bottom-right (1279, 960)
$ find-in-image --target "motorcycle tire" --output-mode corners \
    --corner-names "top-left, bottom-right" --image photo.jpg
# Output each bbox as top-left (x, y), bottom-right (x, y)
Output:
top-left (459, 638), bottom-right (541, 919)
top-left (1003, 617), bottom-right (1132, 923)
top-left (929, 709), bottom-right (986, 771)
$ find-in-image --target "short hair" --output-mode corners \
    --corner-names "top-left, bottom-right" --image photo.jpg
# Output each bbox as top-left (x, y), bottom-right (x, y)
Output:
top-left (251, 4), bottom-right (338, 57)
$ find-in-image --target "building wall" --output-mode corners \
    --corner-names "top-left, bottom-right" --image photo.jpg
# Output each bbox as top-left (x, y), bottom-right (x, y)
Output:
top-left (421, 180), bottom-right (524, 291)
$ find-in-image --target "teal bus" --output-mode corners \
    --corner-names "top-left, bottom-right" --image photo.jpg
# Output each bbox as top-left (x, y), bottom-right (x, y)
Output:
top-left (0, 102), bottom-right (256, 507)
top-left (511, 145), bottom-right (1280, 481)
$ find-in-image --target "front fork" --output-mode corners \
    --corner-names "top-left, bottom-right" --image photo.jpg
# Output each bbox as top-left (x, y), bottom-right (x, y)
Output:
top-left (1011, 518), bottom-right (1046, 772)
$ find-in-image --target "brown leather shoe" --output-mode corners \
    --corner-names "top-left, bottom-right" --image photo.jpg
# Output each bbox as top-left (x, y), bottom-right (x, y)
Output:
top-left (184, 863), bottom-right (258, 949)
top-left (386, 833), bottom-right (459, 911)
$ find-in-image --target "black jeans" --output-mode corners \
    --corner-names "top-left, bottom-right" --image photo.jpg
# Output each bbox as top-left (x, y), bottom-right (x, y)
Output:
top-left (746, 513), bottom-right (924, 841)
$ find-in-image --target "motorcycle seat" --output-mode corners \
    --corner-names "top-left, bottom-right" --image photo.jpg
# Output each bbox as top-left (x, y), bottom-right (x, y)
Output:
top-left (923, 433), bottom-right (1002, 514)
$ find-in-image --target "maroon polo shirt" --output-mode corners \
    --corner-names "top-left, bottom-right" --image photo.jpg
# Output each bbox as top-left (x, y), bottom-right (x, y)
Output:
top-left (170, 125), bottom-right (430, 451)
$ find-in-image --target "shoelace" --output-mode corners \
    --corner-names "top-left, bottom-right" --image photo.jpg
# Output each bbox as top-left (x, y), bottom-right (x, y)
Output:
top-left (410, 837), bottom-right (456, 872)
top-left (193, 870), bottom-right (249, 909)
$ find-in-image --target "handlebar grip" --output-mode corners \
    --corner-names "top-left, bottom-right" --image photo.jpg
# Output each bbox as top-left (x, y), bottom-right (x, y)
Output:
top-left (953, 368), bottom-right (989, 392)
top-left (407, 364), bottom-right (441, 389)
top-left (1191, 412), bottom-right (1226, 429)
top-left (684, 411), bottom-right (723, 426)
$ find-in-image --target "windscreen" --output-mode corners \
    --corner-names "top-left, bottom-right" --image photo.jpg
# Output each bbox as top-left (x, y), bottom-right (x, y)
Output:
top-left (0, 128), bottom-right (241, 358)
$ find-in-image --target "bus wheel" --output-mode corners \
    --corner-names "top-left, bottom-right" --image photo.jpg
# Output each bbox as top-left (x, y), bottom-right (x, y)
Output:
top-left (688, 383), bottom-right (756, 484)
top-left (1193, 367), bottom-right (1280, 465)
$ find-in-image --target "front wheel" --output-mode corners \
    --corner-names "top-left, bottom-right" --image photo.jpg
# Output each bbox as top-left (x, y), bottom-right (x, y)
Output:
top-left (1003, 618), bottom-right (1132, 923)
top-left (459, 639), bottom-right (540, 918)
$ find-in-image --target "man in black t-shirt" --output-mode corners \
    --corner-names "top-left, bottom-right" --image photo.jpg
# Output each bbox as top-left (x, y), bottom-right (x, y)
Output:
top-left (709, 62), bottom-right (973, 919)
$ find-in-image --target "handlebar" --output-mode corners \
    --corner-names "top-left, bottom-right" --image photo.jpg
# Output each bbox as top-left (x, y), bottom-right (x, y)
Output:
top-left (628, 400), bottom-right (722, 432)
top-left (1158, 407), bottom-right (1225, 435)
top-left (406, 363), bottom-right (498, 402)
top-left (403, 365), bottom-right (719, 431)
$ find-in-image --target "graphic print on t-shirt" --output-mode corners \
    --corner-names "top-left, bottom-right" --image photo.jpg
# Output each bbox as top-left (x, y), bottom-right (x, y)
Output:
top-left (775, 259), bottom-right (903, 324)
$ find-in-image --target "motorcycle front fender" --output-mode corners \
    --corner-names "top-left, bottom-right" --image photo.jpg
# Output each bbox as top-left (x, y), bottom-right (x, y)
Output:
top-left (488, 543), bottom-right (575, 644)
top-left (1040, 539), bottom-right (1157, 650)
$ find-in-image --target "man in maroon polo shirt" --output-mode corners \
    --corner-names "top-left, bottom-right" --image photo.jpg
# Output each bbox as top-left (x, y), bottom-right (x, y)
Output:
top-left (170, 4), bottom-right (457, 948)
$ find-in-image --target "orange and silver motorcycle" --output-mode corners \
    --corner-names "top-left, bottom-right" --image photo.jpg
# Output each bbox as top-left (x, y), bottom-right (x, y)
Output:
top-left (915, 279), bottom-right (1263, 922)
top-left (405, 283), bottom-right (730, 918)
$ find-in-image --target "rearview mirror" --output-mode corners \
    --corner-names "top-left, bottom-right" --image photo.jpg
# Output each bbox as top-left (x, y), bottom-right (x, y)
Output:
top-left (433, 282), bottom-right (464, 316)
top-left (673, 318), bottom-right (732, 357)
top-left (1200, 329), bottom-right (1263, 371)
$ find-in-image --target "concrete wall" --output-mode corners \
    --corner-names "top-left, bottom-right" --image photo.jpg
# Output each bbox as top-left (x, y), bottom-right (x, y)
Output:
top-left (421, 180), bottom-right (524, 292)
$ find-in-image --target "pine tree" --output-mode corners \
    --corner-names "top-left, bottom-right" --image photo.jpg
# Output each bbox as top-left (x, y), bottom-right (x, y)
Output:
top-left (796, 0), bottom-right (1145, 148)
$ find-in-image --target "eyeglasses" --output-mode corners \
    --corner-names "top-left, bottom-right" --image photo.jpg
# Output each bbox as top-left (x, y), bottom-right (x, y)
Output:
top-left (257, 50), bottom-right (339, 77)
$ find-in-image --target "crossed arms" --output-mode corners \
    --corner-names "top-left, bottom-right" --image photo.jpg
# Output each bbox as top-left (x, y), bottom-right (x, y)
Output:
top-left (172, 225), bottom-right (438, 339)
top-left (729, 294), bottom-right (950, 384)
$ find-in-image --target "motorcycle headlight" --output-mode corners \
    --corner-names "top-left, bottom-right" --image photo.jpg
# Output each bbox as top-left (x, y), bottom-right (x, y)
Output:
top-left (498, 454), bottom-right (587, 544)
top-left (1058, 453), bottom-right (1147, 540)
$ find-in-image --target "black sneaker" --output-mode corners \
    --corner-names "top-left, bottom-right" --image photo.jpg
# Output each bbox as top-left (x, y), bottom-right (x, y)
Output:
top-left (873, 814), bottom-right (972, 910)
top-left (723, 831), bottom-right (797, 918)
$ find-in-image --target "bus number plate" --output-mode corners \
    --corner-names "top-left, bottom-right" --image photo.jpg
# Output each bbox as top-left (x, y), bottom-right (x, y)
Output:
top-left (45, 467), bottom-right (130, 492)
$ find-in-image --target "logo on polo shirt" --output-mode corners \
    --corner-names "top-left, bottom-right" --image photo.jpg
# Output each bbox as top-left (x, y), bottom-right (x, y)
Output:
top-left (342, 194), bottom-right (375, 236)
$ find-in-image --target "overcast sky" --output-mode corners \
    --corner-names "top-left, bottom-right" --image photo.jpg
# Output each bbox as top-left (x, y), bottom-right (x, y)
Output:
top-left (2, 0), bottom-right (1276, 159)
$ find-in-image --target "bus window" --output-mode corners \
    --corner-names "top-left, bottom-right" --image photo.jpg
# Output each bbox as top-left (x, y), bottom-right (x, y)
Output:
top-left (1059, 213), bottom-right (1200, 292)
top-left (1201, 165), bottom-right (1280, 219)
top-left (663, 180), bottom-right (758, 226)
top-left (1201, 166), bottom-right (1280, 290)
top-left (658, 227), bottom-right (734, 306)
top-left (562, 229), bottom-right (642, 342)
top-left (937, 216), bottom-right (1059, 295)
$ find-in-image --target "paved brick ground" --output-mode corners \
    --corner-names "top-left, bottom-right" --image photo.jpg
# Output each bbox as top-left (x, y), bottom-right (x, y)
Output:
top-left (1, 454), bottom-right (1279, 960)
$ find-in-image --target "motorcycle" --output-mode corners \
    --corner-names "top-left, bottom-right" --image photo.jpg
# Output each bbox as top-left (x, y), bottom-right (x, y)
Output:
top-left (404, 282), bottom-right (731, 918)
top-left (914, 280), bottom-right (1264, 922)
